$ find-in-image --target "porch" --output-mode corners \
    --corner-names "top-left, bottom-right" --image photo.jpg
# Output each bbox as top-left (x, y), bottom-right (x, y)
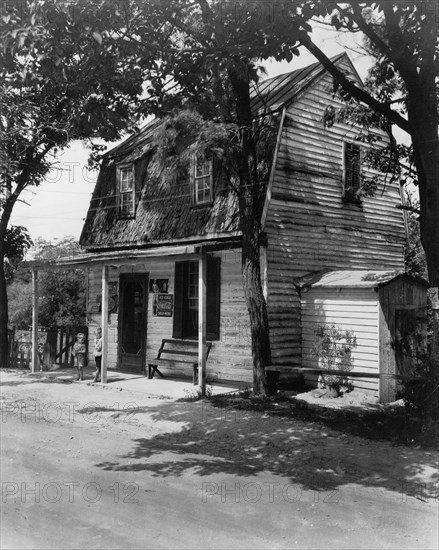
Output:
top-left (24, 239), bottom-right (247, 395)
top-left (21, 367), bottom-right (246, 399)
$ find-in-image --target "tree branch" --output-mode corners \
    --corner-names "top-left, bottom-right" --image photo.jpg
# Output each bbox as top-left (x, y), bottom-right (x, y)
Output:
top-left (397, 203), bottom-right (420, 215)
top-left (380, 2), bottom-right (420, 87)
top-left (338, 3), bottom-right (394, 61)
top-left (298, 32), bottom-right (411, 134)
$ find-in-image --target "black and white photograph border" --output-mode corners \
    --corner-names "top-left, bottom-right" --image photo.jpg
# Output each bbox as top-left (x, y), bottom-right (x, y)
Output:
top-left (1, 1), bottom-right (438, 549)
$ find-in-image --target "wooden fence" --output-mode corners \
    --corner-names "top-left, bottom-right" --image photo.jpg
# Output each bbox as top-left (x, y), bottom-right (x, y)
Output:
top-left (7, 326), bottom-right (88, 370)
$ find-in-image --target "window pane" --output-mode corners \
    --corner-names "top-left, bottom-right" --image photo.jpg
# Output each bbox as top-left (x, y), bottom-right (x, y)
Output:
top-left (119, 192), bottom-right (134, 215)
top-left (196, 174), bottom-right (211, 204)
top-left (119, 167), bottom-right (134, 192)
top-left (195, 162), bottom-right (204, 178)
top-left (196, 159), bottom-right (210, 178)
top-left (195, 157), bottom-right (212, 203)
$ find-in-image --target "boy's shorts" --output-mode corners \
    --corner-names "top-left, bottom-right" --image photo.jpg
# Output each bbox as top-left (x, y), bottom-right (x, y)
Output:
top-left (76, 355), bottom-right (86, 367)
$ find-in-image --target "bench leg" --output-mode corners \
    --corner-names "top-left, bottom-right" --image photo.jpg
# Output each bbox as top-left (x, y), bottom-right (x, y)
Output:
top-left (148, 364), bottom-right (164, 379)
top-left (193, 363), bottom-right (198, 385)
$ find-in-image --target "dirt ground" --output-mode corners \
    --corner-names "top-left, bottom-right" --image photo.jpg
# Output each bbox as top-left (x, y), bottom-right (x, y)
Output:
top-left (1, 368), bottom-right (438, 549)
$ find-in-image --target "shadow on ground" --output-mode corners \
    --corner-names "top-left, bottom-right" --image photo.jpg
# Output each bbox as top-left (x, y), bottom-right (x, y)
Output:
top-left (3, 368), bottom-right (438, 500)
top-left (93, 395), bottom-right (439, 499)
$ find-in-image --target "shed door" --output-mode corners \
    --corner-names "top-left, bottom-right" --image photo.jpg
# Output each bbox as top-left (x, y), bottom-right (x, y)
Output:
top-left (394, 308), bottom-right (427, 375)
top-left (118, 274), bottom-right (148, 372)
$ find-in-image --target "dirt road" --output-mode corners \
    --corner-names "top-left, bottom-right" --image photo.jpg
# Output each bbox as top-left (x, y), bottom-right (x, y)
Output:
top-left (1, 369), bottom-right (438, 549)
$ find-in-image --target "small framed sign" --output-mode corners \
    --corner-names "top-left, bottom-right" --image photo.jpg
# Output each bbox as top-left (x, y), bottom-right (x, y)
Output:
top-left (149, 279), bottom-right (169, 293)
top-left (152, 293), bottom-right (173, 317)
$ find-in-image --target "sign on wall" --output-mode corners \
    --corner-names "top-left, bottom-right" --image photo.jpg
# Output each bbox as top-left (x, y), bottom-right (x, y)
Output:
top-left (87, 282), bottom-right (118, 315)
top-left (149, 279), bottom-right (169, 293)
top-left (152, 293), bottom-right (174, 317)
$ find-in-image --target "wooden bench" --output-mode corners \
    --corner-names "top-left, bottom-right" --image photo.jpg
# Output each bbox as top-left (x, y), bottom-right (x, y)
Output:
top-left (146, 339), bottom-right (213, 385)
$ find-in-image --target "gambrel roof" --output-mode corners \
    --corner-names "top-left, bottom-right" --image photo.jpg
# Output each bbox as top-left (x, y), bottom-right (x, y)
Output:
top-left (251, 53), bottom-right (347, 116)
top-left (80, 53), bottom-right (357, 251)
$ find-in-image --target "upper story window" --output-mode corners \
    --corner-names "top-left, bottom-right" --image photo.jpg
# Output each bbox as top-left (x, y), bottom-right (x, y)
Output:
top-left (342, 141), bottom-right (361, 204)
top-left (194, 156), bottom-right (213, 205)
top-left (116, 164), bottom-right (135, 218)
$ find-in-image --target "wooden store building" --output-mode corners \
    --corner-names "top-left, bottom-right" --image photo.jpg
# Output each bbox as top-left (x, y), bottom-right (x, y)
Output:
top-left (28, 53), bottom-right (428, 401)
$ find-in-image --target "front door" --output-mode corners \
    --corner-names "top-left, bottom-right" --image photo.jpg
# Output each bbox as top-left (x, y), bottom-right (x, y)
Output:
top-left (118, 274), bottom-right (148, 372)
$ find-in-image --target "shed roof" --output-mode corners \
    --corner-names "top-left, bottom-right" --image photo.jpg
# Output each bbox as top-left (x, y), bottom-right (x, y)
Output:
top-left (294, 270), bottom-right (429, 289)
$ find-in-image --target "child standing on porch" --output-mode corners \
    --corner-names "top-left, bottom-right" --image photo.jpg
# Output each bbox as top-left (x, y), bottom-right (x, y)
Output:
top-left (93, 328), bottom-right (102, 383)
top-left (72, 332), bottom-right (87, 381)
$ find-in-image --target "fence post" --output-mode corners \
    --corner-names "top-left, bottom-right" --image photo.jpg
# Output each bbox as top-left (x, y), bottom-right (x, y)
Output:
top-left (45, 330), bottom-right (57, 368)
top-left (31, 270), bottom-right (39, 373)
top-left (7, 327), bottom-right (15, 368)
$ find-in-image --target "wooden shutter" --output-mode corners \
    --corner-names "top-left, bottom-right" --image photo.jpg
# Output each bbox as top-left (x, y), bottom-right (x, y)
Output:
top-left (173, 261), bottom-right (188, 338)
top-left (351, 144), bottom-right (361, 193)
top-left (343, 142), bottom-right (361, 201)
top-left (206, 256), bottom-right (221, 340)
top-left (344, 142), bottom-right (352, 193)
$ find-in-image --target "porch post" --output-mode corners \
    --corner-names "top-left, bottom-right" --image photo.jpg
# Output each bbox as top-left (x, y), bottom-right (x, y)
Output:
top-left (31, 269), bottom-right (39, 373)
top-left (101, 265), bottom-right (109, 384)
top-left (198, 249), bottom-right (207, 396)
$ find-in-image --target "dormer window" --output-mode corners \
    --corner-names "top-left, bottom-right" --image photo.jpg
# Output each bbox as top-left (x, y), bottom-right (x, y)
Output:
top-left (116, 164), bottom-right (135, 218)
top-left (342, 141), bottom-right (361, 203)
top-left (194, 156), bottom-right (213, 205)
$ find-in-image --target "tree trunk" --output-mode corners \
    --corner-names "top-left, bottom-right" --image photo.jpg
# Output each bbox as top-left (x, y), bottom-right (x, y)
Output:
top-left (228, 61), bottom-right (271, 395)
top-left (241, 216), bottom-right (271, 394)
top-left (0, 243), bottom-right (8, 368)
top-left (410, 96), bottom-right (439, 366)
top-left (0, 187), bottom-right (21, 368)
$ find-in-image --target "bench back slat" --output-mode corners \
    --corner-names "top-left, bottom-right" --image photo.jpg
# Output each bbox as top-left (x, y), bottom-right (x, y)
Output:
top-left (153, 338), bottom-right (213, 362)
top-left (159, 349), bottom-right (198, 357)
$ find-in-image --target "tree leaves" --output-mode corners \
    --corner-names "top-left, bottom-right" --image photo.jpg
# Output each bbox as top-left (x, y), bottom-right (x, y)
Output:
top-left (92, 30), bottom-right (102, 45)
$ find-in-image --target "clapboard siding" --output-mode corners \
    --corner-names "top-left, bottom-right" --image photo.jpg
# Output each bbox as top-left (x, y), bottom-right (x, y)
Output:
top-left (86, 251), bottom-right (253, 383)
top-left (265, 65), bottom-right (405, 367)
top-left (301, 288), bottom-right (380, 396)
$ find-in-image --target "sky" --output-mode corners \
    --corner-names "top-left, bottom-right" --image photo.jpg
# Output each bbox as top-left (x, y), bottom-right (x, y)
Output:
top-left (9, 24), bottom-right (376, 245)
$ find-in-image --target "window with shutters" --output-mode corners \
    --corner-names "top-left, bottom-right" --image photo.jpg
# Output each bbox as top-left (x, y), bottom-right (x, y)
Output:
top-left (342, 141), bottom-right (361, 203)
top-left (173, 257), bottom-right (221, 340)
top-left (116, 163), bottom-right (136, 218)
top-left (193, 154), bottom-right (213, 205)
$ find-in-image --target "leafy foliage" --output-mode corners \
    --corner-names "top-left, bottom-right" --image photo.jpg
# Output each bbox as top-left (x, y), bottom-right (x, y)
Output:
top-left (150, 108), bottom-right (278, 195)
top-left (7, 237), bottom-right (85, 329)
top-left (404, 203), bottom-right (427, 280)
top-left (3, 225), bottom-right (33, 280)
top-left (313, 324), bottom-right (357, 388)
top-left (397, 357), bottom-right (439, 422)
top-left (0, 0), bottom-right (158, 365)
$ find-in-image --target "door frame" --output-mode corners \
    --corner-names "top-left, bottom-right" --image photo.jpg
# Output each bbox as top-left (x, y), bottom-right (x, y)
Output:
top-left (117, 272), bottom-right (149, 372)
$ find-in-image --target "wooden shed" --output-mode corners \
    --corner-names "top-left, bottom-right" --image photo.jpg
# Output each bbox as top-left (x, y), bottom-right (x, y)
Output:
top-left (296, 270), bottom-right (429, 402)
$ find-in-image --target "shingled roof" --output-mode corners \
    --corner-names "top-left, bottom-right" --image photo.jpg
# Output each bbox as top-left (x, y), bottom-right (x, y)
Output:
top-left (250, 52), bottom-right (346, 116)
top-left (80, 53), bottom-right (352, 251)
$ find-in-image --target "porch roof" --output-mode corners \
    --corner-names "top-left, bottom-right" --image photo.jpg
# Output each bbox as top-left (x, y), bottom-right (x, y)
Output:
top-left (24, 236), bottom-right (242, 271)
